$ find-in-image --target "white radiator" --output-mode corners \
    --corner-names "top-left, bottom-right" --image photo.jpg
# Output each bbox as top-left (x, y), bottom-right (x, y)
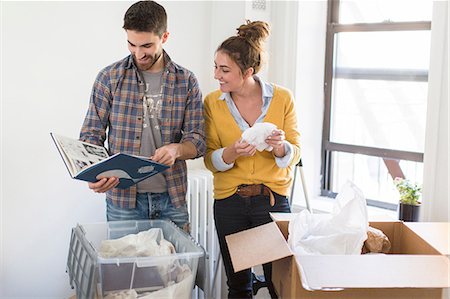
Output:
top-left (186, 169), bottom-right (222, 299)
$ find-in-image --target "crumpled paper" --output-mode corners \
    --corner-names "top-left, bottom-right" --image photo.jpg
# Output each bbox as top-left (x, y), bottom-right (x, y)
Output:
top-left (241, 122), bottom-right (277, 151)
top-left (362, 226), bottom-right (391, 254)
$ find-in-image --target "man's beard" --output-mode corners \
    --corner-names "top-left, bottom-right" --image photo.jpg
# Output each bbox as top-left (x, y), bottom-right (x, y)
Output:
top-left (136, 51), bottom-right (163, 71)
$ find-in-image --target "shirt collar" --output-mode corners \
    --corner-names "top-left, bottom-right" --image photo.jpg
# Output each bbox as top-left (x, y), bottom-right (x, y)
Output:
top-left (218, 75), bottom-right (273, 101)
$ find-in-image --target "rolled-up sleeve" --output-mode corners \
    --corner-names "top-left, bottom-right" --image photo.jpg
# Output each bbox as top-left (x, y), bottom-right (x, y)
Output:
top-left (275, 141), bottom-right (294, 168)
top-left (212, 148), bottom-right (234, 171)
top-left (80, 69), bottom-right (111, 147)
top-left (283, 90), bottom-right (301, 167)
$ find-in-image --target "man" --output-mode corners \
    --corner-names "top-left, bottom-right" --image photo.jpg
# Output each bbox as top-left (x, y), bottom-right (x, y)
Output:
top-left (80, 1), bottom-right (205, 231)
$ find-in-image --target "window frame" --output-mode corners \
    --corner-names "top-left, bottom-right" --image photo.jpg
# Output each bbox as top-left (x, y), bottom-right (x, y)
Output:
top-left (321, 0), bottom-right (431, 210)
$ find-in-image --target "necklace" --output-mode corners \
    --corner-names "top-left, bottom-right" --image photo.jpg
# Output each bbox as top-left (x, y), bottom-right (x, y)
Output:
top-left (143, 83), bottom-right (164, 128)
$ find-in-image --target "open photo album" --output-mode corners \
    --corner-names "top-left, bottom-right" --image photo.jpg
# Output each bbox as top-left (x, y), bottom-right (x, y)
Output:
top-left (50, 133), bottom-right (169, 189)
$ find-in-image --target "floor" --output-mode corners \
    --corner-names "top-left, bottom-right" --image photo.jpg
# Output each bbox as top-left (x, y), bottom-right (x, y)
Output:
top-left (253, 265), bottom-right (271, 299)
top-left (255, 287), bottom-right (270, 298)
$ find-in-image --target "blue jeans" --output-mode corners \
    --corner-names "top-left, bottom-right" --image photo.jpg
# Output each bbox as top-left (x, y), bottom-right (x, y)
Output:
top-left (214, 191), bottom-right (291, 299)
top-left (106, 192), bottom-right (189, 230)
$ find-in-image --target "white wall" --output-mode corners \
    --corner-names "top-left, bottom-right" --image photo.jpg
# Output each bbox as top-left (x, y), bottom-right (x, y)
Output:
top-left (422, 1), bottom-right (449, 222)
top-left (0, 1), bottom-right (215, 297)
top-left (2, 2), bottom-right (130, 297)
top-left (291, 1), bottom-right (328, 205)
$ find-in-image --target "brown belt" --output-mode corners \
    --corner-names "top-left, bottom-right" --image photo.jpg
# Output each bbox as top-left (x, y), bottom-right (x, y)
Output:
top-left (236, 184), bottom-right (275, 206)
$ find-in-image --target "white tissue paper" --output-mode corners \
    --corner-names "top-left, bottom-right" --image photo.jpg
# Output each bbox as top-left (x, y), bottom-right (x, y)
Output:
top-left (99, 228), bottom-right (175, 258)
top-left (288, 181), bottom-right (369, 255)
top-left (241, 122), bottom-right (277, 151)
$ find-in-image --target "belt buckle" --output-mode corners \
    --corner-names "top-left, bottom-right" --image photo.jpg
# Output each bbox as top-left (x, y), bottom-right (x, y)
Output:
top-left (237, 184), bottom-right (250, 197)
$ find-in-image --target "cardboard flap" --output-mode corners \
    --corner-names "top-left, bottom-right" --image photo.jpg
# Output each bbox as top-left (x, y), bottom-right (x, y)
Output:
top-left (404, 222), bottom-right (450, 255)
top-left (296, 254), bottom-right (450, 290)
top-left (226, 222), bottom-right (292, 272)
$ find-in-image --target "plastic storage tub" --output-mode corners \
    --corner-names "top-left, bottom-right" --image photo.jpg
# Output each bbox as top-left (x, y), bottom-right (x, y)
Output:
top-left (67, 220), bottom-right (204, 299)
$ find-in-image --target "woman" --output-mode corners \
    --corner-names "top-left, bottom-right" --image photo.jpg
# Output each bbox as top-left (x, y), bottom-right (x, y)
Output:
top-left (204, 21), bottom-right (301, 298)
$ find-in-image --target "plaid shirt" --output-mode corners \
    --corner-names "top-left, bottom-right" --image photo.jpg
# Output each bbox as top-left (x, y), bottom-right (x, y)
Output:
top-left (80, 51), bottom-right (205, 209)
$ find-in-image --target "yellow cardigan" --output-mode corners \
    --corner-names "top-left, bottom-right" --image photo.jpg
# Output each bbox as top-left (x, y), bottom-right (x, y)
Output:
top-left (204, 84), bottom-right (301, 199)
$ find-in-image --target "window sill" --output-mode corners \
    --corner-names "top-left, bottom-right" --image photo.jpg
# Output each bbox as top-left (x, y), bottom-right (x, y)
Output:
top-left (292, 196), bottom-right (398, 221)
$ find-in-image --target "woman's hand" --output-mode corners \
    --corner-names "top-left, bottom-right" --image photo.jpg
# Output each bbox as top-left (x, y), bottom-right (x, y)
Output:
top-left (266, 129), bottom-right (286, 157)
top-left (222, 140), bottom-right (257, 164)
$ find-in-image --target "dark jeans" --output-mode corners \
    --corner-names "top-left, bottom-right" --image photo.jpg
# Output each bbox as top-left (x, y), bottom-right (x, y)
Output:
top-left (214, 191), bottom-right (291, 299)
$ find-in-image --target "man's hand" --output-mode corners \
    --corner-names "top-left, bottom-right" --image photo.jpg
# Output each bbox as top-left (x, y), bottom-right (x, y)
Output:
top-left (151, 141), bottom-right (198, 165)
top-left (266, 129), bottom-right (286, 157)
top-left (151, 143), bottom-right (181, 166)
top-left (88, 177), bottom-right (119, 193)
top-left (222, 140), bottom-right (257, 164)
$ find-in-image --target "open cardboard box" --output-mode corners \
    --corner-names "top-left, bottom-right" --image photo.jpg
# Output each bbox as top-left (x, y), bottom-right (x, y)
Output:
top-left (226, 213), bottom-right (450, 299)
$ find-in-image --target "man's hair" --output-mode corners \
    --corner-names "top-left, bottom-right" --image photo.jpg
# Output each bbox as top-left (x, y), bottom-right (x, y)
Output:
top-left (123, 1), bottom-right (167, 36)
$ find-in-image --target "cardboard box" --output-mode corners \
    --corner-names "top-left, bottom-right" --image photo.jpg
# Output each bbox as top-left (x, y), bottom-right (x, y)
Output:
top-left (226, 214), bottom-right (450, 299)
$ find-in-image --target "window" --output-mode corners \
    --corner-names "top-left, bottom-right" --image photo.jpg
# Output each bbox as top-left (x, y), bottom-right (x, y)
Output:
top-left (322, 0), bottom-right (432, 209)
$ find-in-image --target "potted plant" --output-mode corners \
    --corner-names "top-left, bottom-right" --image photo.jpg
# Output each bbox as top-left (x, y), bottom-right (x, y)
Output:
top-left (394, 177), bottom-right (422, 222)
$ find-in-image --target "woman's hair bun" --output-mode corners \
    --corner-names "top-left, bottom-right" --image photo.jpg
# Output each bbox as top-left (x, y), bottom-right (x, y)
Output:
top-left (237, 20), bottom-right (270, 45)
top-left (216, 20), bottom-right (270, 74)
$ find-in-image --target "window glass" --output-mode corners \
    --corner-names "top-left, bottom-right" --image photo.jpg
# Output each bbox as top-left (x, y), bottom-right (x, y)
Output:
top-left (339, 0), bottom-right (432, 24)
top-left (335, 31), bottom-right (431, 70)
top-left (329, 30), bottom-right (430, 152)
top-left (330, 79), bottom-right (428, 152)
top-left (330, 152), bottom-right (423, 205)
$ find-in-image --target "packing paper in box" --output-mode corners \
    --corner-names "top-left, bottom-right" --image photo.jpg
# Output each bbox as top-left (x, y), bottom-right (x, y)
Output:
top-left (288, 181), bottom-right (369, 255)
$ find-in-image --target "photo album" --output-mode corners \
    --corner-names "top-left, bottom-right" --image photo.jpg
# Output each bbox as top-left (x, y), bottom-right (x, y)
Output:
top-left (50, 133), bottom-right (169, 189)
